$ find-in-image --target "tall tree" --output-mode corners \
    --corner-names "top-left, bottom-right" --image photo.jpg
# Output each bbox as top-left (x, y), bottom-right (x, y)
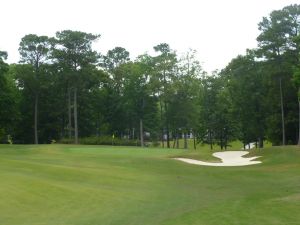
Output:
top-left (257, 4), bottom-right (300, 145)
top-left (0, 51), bottom-right (15, 141)
top-left (293, 65), bottom-right (300, 145)
top-left (101, 47), bottom-right (130, 71)
top-left (222, 53), bottom-right (267, 148)
top-left (53, 30), bottom-right (100, 144)
top-left (197, 74), bottom-right (234, 150)
top-left (98, 47), bottom-right (131, 137)
top-left (153, 43), bottom-right (177, 148)
top-left (18, 34), bottom-right (51, 144)
top-left (169, 49), bottom-right (202, 149)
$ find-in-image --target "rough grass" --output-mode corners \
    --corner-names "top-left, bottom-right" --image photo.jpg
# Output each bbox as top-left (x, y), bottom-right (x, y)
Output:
top-left (0, 144), bottom-right (299, 225)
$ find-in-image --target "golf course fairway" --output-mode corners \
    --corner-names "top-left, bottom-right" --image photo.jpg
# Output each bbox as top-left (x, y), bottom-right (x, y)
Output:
top-left (0, 144), bottom-right (299, 225)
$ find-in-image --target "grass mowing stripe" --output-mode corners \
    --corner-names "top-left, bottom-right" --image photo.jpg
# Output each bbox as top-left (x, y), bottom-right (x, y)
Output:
top-left (0, 144), bottom-right (299, 225)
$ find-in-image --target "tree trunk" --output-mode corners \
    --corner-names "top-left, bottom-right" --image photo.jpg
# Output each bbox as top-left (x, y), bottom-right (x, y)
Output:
top-left (172, 130), bottom-right (176, 148)
top-left (224, 132), bottom-right (228, 150)
top-left (172, 135), bottom-right (176, 148)
top-left (161, 130), bottom-right (165, 148)
top-left (68, 88), bottom-right (72, 139)
top-left (140, 118), bottom-right (144, 147)
top-left (184, 132), bottom-right (188, 149)
top-left (220, 131), bottom-right (223, 150)
top-left (74, 87), bottom-right (78, 144)
top-left (279, 78), bottom-right (286, 145)
top-left (160, 99), bottom-right (164, 148)
top-left (34, 94), bottom-right (38, 144)
top-left (166, 125), bottom-right (170, 148)
top-left (258, 137), bottom-right (264, 148)
top-left (96, 112), bottom-right (100, 137)
top-left (209, 130), bottom-right (213, 150)
top-left (193, 131), bottom-right (196, 150)
top-left (132, 128), bottom-right (135, 140)
top-left (176, 132), bottom-right (179, 149)
top-left (164, 100), bottom-right (170, 148)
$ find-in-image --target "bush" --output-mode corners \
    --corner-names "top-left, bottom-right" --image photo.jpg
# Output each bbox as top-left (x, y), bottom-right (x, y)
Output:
top-left (7, 135), bottom-right (13, 144)
top-left (149, 141), bottom-right (160, 147)
top-left (59, 138), bottom-right (75, 144)
top-left (58, 136), bottom-right (141, 146)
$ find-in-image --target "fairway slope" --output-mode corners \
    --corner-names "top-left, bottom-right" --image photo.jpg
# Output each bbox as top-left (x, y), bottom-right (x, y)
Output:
top-left (0, 145), bottom-right (299, 225)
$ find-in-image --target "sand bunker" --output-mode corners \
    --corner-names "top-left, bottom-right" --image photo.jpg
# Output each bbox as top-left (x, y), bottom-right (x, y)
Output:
top-left (174, 151), bottom-right (261, 167)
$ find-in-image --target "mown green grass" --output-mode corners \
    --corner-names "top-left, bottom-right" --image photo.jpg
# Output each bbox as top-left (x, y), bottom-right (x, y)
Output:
top-left (0, 144), bottom-right (299, 225)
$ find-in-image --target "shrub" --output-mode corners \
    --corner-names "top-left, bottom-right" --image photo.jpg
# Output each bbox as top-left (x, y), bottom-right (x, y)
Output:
top-left (58, 136), bottom-right (141, 146)
top-left (7, 135), bottom-right (13, 144)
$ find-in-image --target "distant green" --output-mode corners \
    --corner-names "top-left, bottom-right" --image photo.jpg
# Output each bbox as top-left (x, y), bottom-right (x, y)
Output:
top-left (0, 144), bottom-right (299, 225)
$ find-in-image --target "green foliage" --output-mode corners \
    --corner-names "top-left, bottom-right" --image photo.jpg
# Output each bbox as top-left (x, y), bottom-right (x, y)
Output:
top-left (59, 136), bottom-right (141, 146)
top-left (19, 34), bottom-right (51, 66)
top-left (256, 4), bottom-right (300, 145)
top-left (0, 53), bottom-right (19, 141)
top-left (293, 59), bottom-right (300, 100)
top-left (196, 73), bottom-right (237, 149)
top-left (7, 134), bottom-right (13, 144)
top-left (100, 47), bottom-right (130, 71)
top-left (222, 54), bottom-right (267, 146)
top-left (1, 4), bottom-right (300, 145)
top-left (0, 128), bottom-right (5, 141)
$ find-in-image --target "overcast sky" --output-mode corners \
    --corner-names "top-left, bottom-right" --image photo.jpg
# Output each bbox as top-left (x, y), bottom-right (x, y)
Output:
top-left (1, 0), bottom-right (298, 73)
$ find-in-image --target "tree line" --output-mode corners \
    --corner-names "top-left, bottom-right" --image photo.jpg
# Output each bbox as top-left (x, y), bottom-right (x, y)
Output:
top-left (1, 4), bottom-right (300, 148)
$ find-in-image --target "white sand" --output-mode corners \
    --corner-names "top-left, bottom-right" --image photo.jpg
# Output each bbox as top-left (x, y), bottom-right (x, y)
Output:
top-left (174, 151), bottom-right (261, 167)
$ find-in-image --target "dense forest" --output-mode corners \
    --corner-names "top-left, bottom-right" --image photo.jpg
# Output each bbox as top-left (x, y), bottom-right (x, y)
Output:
top-left (1, 4), bottom-right (300, 148)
